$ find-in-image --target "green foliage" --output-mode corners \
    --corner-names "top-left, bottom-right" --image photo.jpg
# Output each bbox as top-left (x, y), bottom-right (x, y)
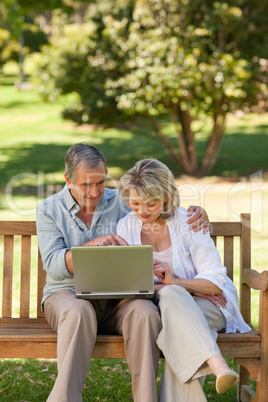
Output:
top-left (32, 28), bottom-right (129, 124)
top-left (23, 24), bottom-right (49, 53)
top-left (0, 0), bottom-right (95, 75)
top-left (104, 0), bottom-right (266, 117)
top-left (34, 0), bottom-right (267, 121)
top-left (32, 0), bottom-right (268, 175)
top-left (0, 29), bottom-right (10, 70)
top-left (0, 28), bottom-right (22, 70)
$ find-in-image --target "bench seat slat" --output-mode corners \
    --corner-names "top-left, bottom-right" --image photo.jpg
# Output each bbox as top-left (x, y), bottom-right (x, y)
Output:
top-left (0, 327), bottom-right (260, 342)
top-left (0, 340), bottom-right (126, 359)
top-left (0, 329), bottom-right (260, 359)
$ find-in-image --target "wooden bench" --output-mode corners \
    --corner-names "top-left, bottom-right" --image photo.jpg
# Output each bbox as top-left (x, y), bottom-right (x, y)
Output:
top-left (0, 214), bottom-right (267, 401)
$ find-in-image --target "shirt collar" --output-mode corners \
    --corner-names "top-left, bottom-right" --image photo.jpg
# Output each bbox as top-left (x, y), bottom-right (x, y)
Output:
top-left (62, 184), bottom-right (78, 213)
top-left (62, 184), bottom-right (118, 214)
top-left (98, 187), bottom-right (117, 208)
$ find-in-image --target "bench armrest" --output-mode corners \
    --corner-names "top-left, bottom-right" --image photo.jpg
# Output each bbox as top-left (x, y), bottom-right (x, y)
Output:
top-left (242, 269), bottom-right (268, 291)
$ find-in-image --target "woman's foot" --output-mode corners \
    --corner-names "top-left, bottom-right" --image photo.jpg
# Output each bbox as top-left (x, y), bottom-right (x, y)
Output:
top-left (216, 370), bottom-right (239, 394)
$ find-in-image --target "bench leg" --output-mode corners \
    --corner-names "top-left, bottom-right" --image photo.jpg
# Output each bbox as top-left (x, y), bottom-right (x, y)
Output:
top-left (235, 358), bottom-right (261, 401)
top-left (256, 290), bottom-right (268, 402)
top-left (237, 365), bottom-right (250, 402)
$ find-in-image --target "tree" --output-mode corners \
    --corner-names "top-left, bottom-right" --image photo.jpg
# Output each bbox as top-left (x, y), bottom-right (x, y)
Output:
top-left (0, 0), bottom-right (72, 77)
top-left (0, 0), bottom-right (47, 78)
top-left (33, 0), bottom-right (134, 122)
top-left (0, 29), bottom-right (10, 73)
top-left (34, 0), bottom-right (268, 176)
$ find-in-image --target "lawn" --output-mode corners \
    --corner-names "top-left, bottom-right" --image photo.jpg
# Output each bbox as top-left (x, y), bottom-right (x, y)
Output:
top-left (0, 358), bottom-right (243, 401)
top-left (0, 81), bottom-right (267, 400)
top-left (0, 82), bottom-right (268, 190)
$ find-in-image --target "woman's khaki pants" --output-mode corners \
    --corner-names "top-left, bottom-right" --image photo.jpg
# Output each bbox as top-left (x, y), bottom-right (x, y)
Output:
top-left (154, 285), bottom-right (226, 402)
top-left (44, 290), bottom-right (162, 402)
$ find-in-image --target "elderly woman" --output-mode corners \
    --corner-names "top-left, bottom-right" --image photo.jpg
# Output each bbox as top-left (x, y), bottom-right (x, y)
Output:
top-left (116, 159), bottom-right (250, 401)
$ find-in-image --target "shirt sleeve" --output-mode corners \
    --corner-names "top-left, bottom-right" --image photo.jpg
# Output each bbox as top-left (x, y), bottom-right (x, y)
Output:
top-left (36, 204), bottom-right (73, 281)
top-left (116, 217), bottom-right (131, 244)
top-left (188, 230), bottom-right (227, 290)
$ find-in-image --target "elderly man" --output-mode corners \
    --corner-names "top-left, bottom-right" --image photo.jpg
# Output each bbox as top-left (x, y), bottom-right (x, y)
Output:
top-left (36, 143), bottom-right (208, 402)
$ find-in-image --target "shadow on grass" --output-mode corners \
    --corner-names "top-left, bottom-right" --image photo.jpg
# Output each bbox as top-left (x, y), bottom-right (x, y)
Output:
top-left (0, 124), bottom-right (267, 195)
top-left (0, 144), bottom-right (68, 189)
top-left (0, 137), bottom-right (181, 192)
top-left (213, 129), bottom-right (268, 177)
top-left (0, 100), bottom-right (40, 110)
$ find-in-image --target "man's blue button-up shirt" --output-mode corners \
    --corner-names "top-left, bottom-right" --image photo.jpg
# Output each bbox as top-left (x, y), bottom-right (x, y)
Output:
top-left (36, 184), bottom-right (130, 309)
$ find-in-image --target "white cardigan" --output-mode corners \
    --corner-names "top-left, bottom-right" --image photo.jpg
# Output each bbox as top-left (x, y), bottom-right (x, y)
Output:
top-left (116, 207), bottom-right (251, 334)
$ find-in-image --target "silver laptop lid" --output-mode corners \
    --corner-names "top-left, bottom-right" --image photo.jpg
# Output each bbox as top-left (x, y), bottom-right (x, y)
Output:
top-left (71, 245), bottom-right (154, 299)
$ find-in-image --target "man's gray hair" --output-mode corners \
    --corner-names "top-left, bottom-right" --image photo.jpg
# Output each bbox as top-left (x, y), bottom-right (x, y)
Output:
top-left (65, 143), bottom-right (108, 182)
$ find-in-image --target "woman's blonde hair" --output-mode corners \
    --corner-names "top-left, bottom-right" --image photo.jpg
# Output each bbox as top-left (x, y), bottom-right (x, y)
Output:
top-left (119, 159), bottom-right (180, 221)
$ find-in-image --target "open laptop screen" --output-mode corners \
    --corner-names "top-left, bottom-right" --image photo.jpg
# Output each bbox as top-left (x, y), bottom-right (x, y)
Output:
top-left (71, 245), bottom-right (154, 299)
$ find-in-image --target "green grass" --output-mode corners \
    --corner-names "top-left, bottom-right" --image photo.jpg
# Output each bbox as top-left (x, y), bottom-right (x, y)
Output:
top-left (0, 83), bottom-right (267, 219)
top-left (0, 82), bottom-right (268, 189)
top-left (0, 358), bottom-right (249, 401)
top-left (0, 81), bottom-right (266, 401)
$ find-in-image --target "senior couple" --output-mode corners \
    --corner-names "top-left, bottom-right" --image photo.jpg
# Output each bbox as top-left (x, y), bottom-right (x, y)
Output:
top-left (36, 143), bottom-right (250, 402)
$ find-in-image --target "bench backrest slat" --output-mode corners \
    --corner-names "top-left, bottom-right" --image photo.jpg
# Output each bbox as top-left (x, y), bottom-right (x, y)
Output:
top-left (20, 235), bottom-right (31, 318)
top-left (0, 221), bottom-right (37, 236)
top-left (223, 236), bottom-right (234, 281)
top-left (210, 222), bottom-right (242, 236)
top-left (2, 235), bottom-right (14, 317)
top-left (0, 214), bottom-right (251, 322)
top-left (240, 213), bottom-right (251, 323)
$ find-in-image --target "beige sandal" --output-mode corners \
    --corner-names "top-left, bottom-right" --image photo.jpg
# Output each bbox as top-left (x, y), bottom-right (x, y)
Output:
top-left (216, 370), bottom-right (239, 394)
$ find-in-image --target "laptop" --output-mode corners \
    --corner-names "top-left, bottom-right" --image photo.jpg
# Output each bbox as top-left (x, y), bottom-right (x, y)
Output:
top-left (71, 245), bottom-right (154, 299)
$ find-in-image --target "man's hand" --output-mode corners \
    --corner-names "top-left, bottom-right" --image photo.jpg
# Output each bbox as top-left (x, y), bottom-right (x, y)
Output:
top-left (84, 234), bottom-right (128, 247)
top-left (65, 234), bottom-right (128, 274)
top-left (187, 205), bottom-right (209, 234)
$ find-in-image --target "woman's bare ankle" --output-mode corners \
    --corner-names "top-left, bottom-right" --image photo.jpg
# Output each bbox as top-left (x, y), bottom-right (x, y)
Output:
top-left (206, 355), bottom-right (230, 377)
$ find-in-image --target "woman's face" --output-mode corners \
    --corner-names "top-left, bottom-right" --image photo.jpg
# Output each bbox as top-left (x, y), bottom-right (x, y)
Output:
top-left (128, 188), bottom-right (165, 224)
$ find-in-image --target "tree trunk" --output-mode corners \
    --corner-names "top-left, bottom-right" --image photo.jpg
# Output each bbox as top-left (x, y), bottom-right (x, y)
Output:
top-left (147, 115), bottom-right (182, 165)
top-left (148, 112), bottom-right (197, 176)
top-left (171, 105), bottom-right (198, 175)
top-left (148, 107), bottom-right (226, 177)
top-left (199, 109), bottom-right (227, 176)
top-left (39, 11), bottom-right (52, 36)
top-left (75, 3), bottom-right (88, 27)
top-left (18, 33), bottom-right (26, 82)
top-left (177, 104), bottom-right (197, 173)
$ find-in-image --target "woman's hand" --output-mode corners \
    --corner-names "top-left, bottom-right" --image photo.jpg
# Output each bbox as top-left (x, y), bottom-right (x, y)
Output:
top-left (154, 283), bottom-right (166, 294)
top-left (193, 292), bottom-right (228, 309)
top-left (153, 260), bottom-right (175, 285)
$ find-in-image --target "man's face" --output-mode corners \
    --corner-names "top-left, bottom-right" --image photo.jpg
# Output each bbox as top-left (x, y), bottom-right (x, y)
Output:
top-left (65, 164), bottom-right (106, 212)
